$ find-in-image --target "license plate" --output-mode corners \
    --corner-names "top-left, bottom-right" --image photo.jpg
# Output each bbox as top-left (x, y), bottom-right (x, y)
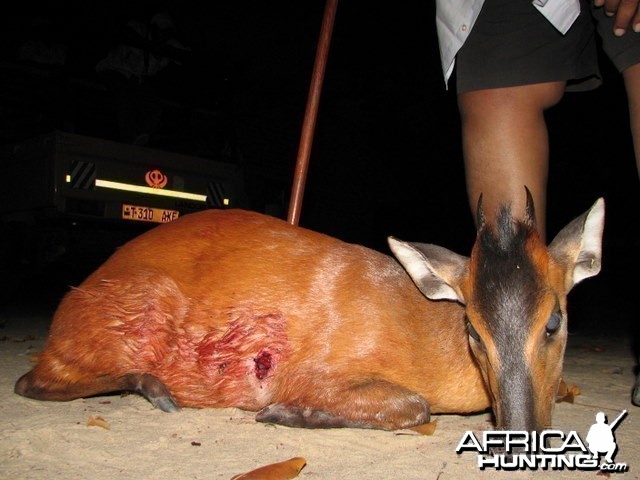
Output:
top-left (122, 204), bottom-right (179, 223)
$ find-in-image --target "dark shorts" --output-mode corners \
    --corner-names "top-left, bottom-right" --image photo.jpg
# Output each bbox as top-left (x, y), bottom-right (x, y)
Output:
top-left (455, 0), bottom-right (640, 93)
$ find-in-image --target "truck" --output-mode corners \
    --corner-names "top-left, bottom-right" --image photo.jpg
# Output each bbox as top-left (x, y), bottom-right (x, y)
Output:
top-left (0, 130), bottom-right (248, 302)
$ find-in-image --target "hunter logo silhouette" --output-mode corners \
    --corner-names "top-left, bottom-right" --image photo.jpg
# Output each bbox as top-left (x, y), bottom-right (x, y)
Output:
top-left (585, 409), bottom-right (628, 464)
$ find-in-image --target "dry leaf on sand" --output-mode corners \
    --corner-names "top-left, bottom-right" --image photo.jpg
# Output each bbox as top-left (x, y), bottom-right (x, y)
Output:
top-left (231, 457), bottom-right (306, 479)
top-left (409, 420), bottom-right (438, 435)
top-left (87, 416), bottom-right (110, 430)
top-left (556, 381), bottom-right (581, 404)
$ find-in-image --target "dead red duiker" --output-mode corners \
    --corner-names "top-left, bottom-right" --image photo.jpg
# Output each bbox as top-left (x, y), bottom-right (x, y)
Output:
top-left (15, 192), bottom-right (604, 432)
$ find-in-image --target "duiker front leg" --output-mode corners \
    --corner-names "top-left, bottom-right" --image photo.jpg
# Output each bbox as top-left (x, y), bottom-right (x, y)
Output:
top-left (256, 380), bottom-right (430, 430)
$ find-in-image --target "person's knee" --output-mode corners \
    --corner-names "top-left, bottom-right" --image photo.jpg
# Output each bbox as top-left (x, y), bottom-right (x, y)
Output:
top-left (623, 62), bottom-right (640, 85)
top-left (458, 82), bottom-right (565, 118)
top-left (534, 81), bottom-right (565, 109)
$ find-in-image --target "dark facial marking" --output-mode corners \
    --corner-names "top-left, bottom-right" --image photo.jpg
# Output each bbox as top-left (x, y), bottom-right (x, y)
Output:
top-left (474, 207), bottom-right (543, 328)
top-left (473, 206), bottom-right (546, 429)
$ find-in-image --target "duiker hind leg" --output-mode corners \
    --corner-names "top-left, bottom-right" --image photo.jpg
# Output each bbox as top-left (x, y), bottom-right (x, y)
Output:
top-left (15, 370), bottom-right (179, 412)
top-left (256, 380), bottom-right (430, 430)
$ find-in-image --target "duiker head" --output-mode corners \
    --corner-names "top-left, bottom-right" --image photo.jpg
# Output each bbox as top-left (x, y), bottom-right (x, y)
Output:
top-left (389, 190), bottom-right (604, 431)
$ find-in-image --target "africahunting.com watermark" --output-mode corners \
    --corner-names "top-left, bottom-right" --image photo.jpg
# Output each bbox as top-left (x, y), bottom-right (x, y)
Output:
top-left (456, 410), bottom-right (629, 473)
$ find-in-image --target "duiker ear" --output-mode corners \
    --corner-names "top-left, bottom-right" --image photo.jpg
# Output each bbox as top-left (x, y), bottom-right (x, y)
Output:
top-left (388, 237), bottom-right (469, 304)
top-left (549, 198), bottom-right (605, 290)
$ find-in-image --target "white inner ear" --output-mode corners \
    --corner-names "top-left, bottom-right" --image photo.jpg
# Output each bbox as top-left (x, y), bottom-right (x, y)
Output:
top-left (388, 241), bottom-right (431, 282)
top-left (573, 198), bottom-right (604, 285)
top-left (550, 197), bottom-right (605, 290)
top-left (388, 238), bottom-right (465, 303)
top-left (421, 278), bottom-right (460, 301)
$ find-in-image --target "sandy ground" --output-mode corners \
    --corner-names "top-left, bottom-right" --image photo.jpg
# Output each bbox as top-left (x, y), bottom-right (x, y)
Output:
top-left (1, 310), bottom-right (639, 480)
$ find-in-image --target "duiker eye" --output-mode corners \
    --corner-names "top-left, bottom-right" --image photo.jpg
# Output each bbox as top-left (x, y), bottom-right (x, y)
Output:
top-left (545, 312), bottom-right (562, 336)
top-left (467, 321), bottom-right (481, 343)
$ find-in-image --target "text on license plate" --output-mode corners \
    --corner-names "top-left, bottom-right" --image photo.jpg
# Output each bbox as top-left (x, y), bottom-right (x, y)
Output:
top-left (122, 204), bottom-right (180, 223)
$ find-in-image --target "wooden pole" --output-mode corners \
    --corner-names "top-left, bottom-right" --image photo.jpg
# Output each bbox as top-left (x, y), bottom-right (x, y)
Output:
top-left (287, 0), bottom-right (339, 225)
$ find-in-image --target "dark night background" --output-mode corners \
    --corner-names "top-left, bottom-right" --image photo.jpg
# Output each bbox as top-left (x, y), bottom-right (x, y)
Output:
top-left (0, 2), bottom-right (638, 340)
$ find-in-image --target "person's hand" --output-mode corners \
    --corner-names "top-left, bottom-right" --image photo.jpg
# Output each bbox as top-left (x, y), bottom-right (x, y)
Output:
top-left (594, 0), bottom-right (640, 35)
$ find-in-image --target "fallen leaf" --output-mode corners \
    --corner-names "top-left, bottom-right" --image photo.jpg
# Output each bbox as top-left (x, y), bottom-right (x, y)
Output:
top-left (557, 379), bottom-right (568, 396)
top-left (409, 420), bottom-right (438, 435)
top-left (556, 381), bottom-right (581, 404)
top-left (231, 457), bottom-right (306, 480)
top-left (87, 416), bottom-right (110, 430)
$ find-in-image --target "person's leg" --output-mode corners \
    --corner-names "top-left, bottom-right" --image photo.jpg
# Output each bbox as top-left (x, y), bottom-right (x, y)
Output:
top-left (452, 0), bottom-right (598, 239)
top-left (458, 82), bottom-right (566, 240)
top-left (592, 3), bottom-right (640, 410)
top-left (592, 4), bottom-right (640, 178)
top-left (632, 356), bottom-right (640, 405)
top-left (622, 62), bottom-right (640, 178)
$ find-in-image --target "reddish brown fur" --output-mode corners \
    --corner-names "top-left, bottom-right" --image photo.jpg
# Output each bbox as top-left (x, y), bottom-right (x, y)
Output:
top-left (17, 210), bottom-right (490, 424)
top-left (16, 199), bottom-right (603, 432)
top-left (524, 235), bottom-right (569, 430)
